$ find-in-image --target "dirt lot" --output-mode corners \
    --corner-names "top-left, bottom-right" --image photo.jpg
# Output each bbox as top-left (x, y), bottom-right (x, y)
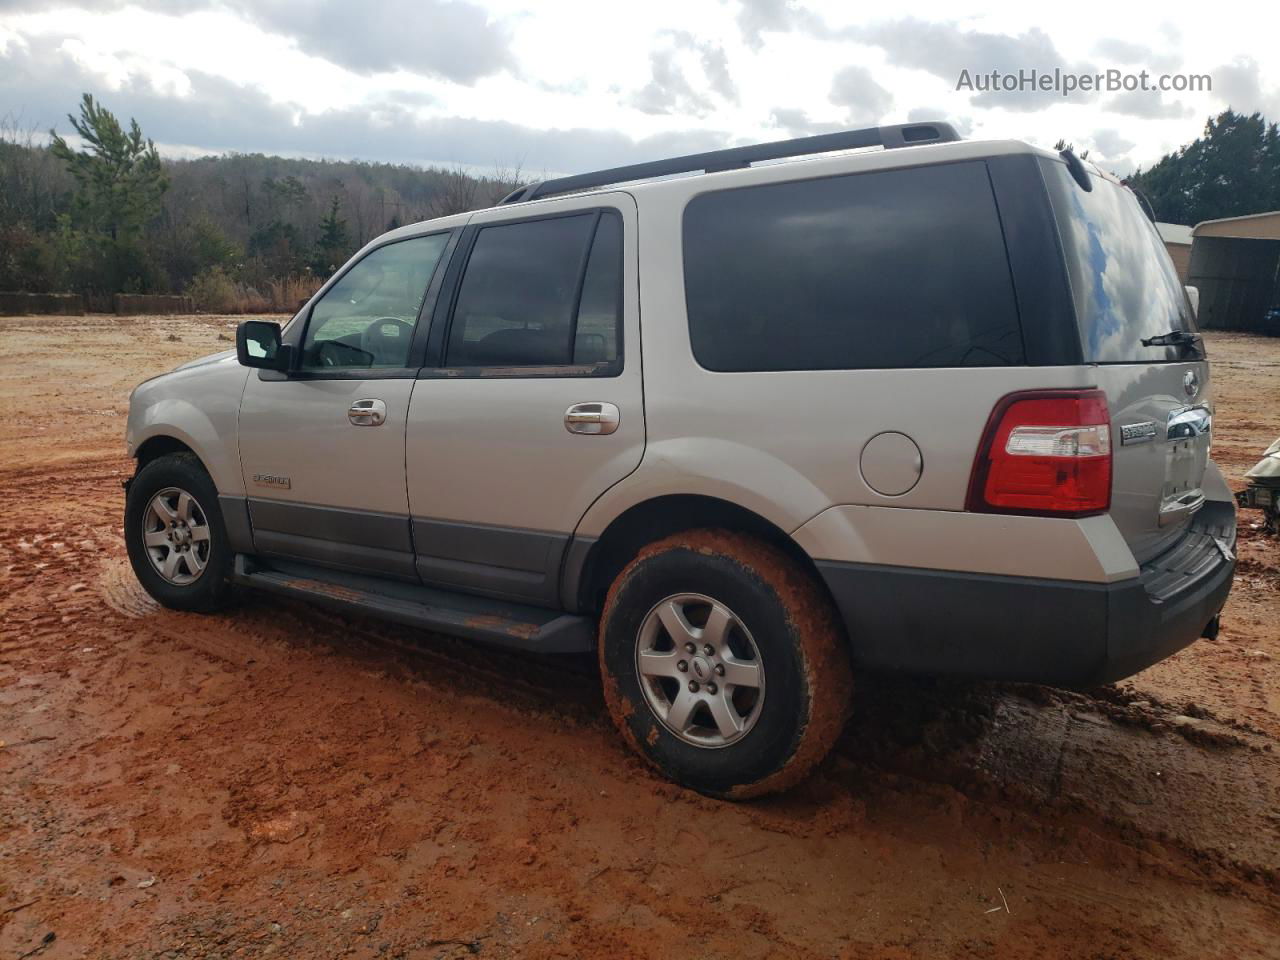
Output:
top-left (2, 314), bottom-right (1278, 959)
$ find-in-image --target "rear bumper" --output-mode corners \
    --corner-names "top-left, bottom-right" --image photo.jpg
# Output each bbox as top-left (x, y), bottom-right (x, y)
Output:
top-left (816, 500), bottom-right (1236, 687)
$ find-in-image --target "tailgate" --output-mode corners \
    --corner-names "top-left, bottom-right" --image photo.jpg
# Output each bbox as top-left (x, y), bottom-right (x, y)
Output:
top-left (1038, 155), bottom-right (1211, 564)
top-left (1094, 360), bottom-right (1212, 563)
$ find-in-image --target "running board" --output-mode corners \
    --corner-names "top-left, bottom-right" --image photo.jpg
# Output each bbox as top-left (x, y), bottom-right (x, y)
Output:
top-left (231, 555), bottom-right (594, 653)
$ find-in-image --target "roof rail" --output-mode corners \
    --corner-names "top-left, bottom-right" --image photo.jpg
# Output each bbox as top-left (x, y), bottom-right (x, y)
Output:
top-left (499, 121), bottom-right (961, 205)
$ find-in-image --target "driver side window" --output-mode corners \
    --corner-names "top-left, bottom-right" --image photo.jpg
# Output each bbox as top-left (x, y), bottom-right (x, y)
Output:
top-left (300, 233), bottom-right (449, 370)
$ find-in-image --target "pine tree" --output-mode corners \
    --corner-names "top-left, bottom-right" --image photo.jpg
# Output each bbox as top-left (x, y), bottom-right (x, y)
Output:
top-left (312, 195), bottom-right (350, 275)
top-left (49, 93), bottom-right (168, 293)
top-left (50, 94), bottom-right (167, 243)
top-left (1127, 110), bottom-right (1280, 224)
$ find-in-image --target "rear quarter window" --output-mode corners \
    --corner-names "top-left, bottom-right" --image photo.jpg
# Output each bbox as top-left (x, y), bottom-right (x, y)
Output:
top-left (682, 161), bottom-right (1023, 372)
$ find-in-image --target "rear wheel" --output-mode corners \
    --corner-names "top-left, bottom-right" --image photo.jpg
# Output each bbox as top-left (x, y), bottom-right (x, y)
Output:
top-left (599, 529), bottom-right (852, 799)
top-left (125, 452), bottom-right (235, 612)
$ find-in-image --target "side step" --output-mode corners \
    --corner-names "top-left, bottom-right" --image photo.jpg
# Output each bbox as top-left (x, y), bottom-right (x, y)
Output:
top-left (231, 555), bottom-right (595, 653)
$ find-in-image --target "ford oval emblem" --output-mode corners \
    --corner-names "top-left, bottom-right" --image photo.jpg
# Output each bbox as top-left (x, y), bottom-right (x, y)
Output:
top-left (1183, 370), bottom-right (1199, 398)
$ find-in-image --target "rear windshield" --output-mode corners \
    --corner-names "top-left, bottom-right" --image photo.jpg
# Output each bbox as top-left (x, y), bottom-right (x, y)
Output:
top-left (1039, 158), bottom-right (1198, 364)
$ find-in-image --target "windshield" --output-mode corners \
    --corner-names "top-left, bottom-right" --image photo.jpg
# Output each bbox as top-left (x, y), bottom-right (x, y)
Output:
top-left (1040, 158), bottom-right (1199, 364)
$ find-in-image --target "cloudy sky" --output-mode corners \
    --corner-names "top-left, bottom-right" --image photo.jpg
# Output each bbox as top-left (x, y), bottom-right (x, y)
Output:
top-left (1, 0), bottom-right (1278, 177)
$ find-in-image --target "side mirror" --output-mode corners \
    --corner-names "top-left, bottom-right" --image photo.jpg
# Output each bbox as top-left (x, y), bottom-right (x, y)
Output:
top-left (1184, 285), bottom-right (1200, 319)
top-left (236, 320), bottom-right (289, 371)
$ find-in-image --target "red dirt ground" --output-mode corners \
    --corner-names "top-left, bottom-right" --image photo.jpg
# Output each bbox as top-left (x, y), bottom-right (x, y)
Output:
top-left (2, 316), bottom-right (1278, 959)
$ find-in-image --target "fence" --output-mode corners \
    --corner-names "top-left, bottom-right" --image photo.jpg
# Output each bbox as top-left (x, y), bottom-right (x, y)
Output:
top-left (0, 292), bottom-right (85, 315)
top-left (113, 294), bottom-right (195, 315)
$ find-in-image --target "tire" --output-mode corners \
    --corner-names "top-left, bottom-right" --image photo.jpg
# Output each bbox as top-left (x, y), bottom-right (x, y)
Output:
top-left (124, 452), bottom-right (235, 613)
top-left (599, 529), bottom-right (852, 799)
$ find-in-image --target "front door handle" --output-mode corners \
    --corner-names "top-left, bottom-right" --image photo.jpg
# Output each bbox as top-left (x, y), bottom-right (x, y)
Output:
top-left (348, 398), bottom-right (387, 426)
top-left (564, 402), bottom-right (620, 436)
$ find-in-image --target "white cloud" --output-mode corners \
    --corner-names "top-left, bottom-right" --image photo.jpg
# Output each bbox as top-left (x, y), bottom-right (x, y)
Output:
top-left (1088, 128), bottom-right (1136, 163)
top-left (1, 0), bottom-right (1278, 176)
top-left (628, 32), bottom-right (737, 117)
top-left (828, 65), bottom-right (892, 124)
top-left (1213, 56), bottom-right (1280, 118)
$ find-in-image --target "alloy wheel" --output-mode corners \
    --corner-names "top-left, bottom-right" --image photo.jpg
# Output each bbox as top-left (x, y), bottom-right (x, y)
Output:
top-left (635, 592), bottom-right (765, 748)
top-left (141, 486), bottom-right (211, 586)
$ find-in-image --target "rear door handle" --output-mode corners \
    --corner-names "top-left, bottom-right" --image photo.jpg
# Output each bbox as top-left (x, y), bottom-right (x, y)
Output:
top-left (564, 402), bottom-right (620, 436)
top-left (348, 398), bottom-right (387, 426)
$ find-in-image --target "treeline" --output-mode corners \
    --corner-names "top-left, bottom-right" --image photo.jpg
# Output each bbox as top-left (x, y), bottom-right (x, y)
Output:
top-left (1127, 109), bottom-right (1280, 226)
top-left (5, 96), bottom-right (1278, 311)
top-left (0, 94), bottom-right (521, 311)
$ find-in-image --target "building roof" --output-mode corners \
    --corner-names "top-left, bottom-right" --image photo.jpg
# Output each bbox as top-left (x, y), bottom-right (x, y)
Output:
top-left (1192, 210), bottom-right (1280, 240)
top-left (1156, 222), bottom-right (1193, 245)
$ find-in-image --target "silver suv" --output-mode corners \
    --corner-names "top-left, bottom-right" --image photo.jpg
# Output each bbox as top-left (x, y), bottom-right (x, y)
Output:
top-left (124, 122), bottom-right (1236, 798)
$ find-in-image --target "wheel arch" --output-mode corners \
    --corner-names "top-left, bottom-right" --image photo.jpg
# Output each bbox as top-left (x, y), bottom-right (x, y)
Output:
top-left (134, 435), bottom-right (200, 472)
top-left (565, 494), bottom-right (836, 620)
top-left (127, 377), bottom-right (247, 497)
top-left (127, 434), bottom-right (256, 557)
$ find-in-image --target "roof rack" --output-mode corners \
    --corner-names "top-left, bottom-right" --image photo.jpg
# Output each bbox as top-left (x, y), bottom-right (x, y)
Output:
top-left (500, 121), bottom-right (962, 205)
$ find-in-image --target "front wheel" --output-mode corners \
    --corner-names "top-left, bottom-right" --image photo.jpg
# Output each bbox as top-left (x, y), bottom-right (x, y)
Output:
top-left (599, 529), bottom-right (852, 799)
top-left (124, 452), bottom-right (235, 612)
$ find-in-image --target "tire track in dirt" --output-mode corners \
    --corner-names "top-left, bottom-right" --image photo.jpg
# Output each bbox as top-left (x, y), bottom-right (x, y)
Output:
top-left (838, 679), bottom-right (1280, 896)
top-left (19, 468), bottom-right (1278, 899)
top-left (96, 557), bottom-right (160, 619)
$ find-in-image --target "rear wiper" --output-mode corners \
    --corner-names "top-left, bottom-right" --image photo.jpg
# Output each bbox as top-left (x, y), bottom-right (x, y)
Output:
top-left (1141, 330), bottom-right (1202, 350)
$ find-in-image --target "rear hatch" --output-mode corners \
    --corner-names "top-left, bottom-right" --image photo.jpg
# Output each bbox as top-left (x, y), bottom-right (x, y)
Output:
top-left (1040, 157), bottom-right (1211, 563)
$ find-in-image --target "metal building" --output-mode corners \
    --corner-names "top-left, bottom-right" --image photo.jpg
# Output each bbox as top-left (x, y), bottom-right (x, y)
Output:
top-left (1187, 210), bottom-right (1280, 334)
top-left (1156, 222), bottom-right (1193, 282)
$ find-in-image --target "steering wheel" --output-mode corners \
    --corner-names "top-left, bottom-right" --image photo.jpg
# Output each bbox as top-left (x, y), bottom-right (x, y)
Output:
top-left (359, 317), bottom-right (414, 366)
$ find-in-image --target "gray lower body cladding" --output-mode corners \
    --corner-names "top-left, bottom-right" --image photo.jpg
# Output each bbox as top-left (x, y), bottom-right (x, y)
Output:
top-left (410, 517), bottom-right (567, 606)
top-left (247, 497), bottom-right (417, 580)
top-left (817, 502), bottom-right (1236, 687)
top-left (238, 499), bottom-right (571, 606)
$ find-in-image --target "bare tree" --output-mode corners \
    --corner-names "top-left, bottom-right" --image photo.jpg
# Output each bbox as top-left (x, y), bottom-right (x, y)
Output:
top-left (1, 112), bottom-right (66, 228)
top-left (427, 165), bottom-right (480, 217)
top-left (482, 160), bottom-right (527, 206)
top-left (426, 160), bottom-right (532, 218)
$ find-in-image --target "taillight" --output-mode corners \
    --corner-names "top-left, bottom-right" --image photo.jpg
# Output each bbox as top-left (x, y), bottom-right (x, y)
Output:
top-left (966, 389), bottom-right (1112, 517)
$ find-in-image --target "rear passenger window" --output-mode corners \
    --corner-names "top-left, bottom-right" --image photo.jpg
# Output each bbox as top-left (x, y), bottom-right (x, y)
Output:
top-left (683, 162), bottom-right (1023, 371)
top-left (573, 213), bottom-right (623, 364)
top-left (447, 211), bottom-right (622, 371)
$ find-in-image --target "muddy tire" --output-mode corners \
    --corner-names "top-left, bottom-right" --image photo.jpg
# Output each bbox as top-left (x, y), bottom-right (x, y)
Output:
top-left (599, 529), bottom-right (852, 799)
top-left (125, 452), bottom-right (235, 613)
